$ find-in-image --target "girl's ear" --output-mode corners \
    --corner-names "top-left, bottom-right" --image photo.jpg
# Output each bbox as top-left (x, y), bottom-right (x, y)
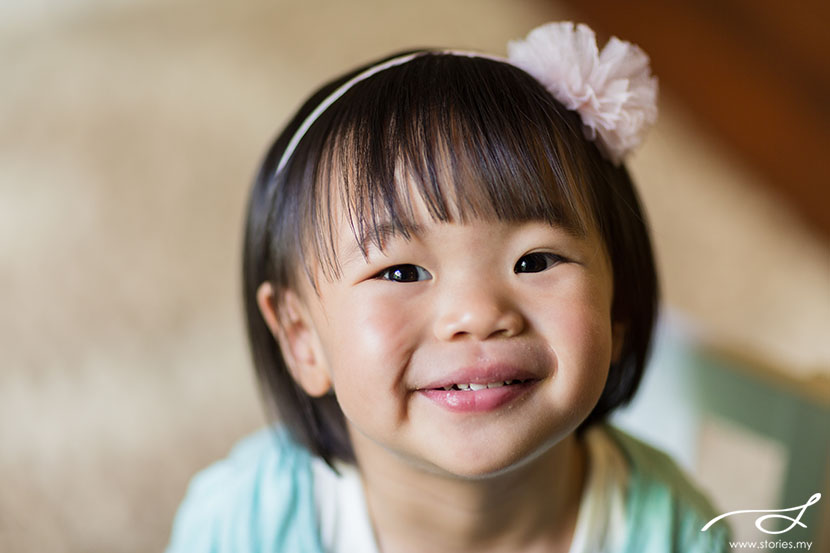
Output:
top-left (256, 282), bottom-right (332, 397)
top-left (611, 322), bottom-right (626, 364)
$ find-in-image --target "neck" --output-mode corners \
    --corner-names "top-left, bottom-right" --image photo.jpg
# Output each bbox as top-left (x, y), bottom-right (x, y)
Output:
top-left (351, 432), bottom-right (587, 553)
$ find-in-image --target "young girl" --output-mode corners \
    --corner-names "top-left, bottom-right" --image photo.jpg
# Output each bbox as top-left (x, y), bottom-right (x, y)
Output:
top-left (167, 22), bottom-right (730, 553)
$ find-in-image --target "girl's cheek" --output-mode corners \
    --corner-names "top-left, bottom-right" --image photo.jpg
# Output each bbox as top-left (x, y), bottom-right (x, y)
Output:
top-left (563, 302), bottom-right (614, 387)
top-left (531, 279), bottom-right (614, 374)
top-left (325, 290), bottom-right (426, 430)
top-left (331, 289), bottom-right (424, 368)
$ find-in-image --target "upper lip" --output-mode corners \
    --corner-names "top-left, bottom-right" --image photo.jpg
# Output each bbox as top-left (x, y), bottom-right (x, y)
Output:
top-left (417, 364), bottom-right (542, 390)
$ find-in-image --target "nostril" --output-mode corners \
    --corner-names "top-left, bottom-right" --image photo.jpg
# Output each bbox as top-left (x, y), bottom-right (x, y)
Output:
top-left (491, 311), bottom-right (525, 338)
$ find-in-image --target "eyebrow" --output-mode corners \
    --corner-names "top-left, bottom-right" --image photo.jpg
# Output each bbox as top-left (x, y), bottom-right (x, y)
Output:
top-left (341, 221), bottom-right (426, 265)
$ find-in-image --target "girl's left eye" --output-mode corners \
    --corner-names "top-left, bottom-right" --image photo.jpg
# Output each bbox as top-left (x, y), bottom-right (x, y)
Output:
top-left (514, 252), bottom-right (566, 274)
top-left (377, 264), bottom-right (432, 283)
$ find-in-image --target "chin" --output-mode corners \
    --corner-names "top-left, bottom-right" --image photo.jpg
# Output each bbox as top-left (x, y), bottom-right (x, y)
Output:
top-left (425, 433), bottom-right (565, 480)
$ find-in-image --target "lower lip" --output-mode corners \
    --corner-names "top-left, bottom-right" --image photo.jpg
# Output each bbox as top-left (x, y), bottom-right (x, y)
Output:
top-left (418, 381), bottom-right (538, 413)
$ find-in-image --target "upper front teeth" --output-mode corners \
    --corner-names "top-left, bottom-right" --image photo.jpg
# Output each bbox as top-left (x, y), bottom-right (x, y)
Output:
top-left (442, 381), bottom-right (511, 391)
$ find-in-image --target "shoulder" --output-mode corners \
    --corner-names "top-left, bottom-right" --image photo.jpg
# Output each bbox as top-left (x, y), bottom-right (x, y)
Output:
top-left (604, 426), bottom-right (731, 553)
top-left (165, 427), bottom-right (323, 553)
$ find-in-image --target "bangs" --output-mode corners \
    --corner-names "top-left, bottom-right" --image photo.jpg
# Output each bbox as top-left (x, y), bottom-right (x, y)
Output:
top-left (284, 53), bottom-right (601, 280)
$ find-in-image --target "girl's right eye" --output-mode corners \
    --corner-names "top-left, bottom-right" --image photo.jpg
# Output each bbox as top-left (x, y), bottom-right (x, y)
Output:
top-left (376, 264), bottom-right (432, 283)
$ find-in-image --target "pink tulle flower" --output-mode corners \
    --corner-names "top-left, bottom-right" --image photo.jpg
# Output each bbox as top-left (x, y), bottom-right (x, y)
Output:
top-left (507, 22), bottom-right (658, 165)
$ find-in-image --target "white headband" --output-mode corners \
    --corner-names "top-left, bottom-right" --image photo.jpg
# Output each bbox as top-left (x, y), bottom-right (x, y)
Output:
top-left (276, 21), bottom-right (657, 172)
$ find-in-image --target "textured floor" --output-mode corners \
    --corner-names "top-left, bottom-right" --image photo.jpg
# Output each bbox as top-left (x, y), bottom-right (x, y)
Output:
top-left (1, 1), bottom-right (827, 551)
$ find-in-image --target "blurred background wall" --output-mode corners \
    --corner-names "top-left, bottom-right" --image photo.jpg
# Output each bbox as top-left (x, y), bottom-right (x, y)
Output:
top-left (1, 0), bottom-right (828, 551)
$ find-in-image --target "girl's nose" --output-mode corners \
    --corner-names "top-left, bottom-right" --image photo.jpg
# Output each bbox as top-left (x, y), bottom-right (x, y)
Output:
top-left (433, 285), bottom-right (525, 341)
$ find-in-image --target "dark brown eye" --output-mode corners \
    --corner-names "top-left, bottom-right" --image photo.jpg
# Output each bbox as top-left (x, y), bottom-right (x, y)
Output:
top-left (514, 253), bottom-right (565, 274)
top-left (378, 264), bottom-right (432, 282)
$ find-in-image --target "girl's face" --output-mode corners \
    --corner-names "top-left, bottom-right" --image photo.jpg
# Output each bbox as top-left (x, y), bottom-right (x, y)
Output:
top-left (275, 189), bottom-right (619, 478)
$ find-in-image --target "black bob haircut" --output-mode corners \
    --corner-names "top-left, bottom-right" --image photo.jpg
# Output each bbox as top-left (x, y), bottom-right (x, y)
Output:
top-left (243, 51), bottom-right (659, 465)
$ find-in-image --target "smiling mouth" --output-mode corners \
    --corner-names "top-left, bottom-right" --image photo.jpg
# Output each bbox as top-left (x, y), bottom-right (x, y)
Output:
top-left (434, 379), bottom-right (535, 391)
top-left (419, 378), bottom-right (539, 412)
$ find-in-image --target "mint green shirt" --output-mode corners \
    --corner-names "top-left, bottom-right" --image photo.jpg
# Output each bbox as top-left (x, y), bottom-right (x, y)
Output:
top-left (167, 426), bottom-right (730, 552)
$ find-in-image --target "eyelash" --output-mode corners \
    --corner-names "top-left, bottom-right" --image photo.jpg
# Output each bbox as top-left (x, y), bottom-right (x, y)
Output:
top-left (375, 253), bottom-right (566, 283)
